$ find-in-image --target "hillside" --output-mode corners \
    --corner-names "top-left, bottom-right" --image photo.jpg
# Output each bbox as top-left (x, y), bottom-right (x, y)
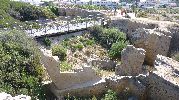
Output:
top-left (0, 0), bottom-right (56, 28)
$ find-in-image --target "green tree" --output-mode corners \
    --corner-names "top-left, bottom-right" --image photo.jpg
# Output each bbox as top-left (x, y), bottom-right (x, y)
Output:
top-left (0, 30), bottom-right (45, 99)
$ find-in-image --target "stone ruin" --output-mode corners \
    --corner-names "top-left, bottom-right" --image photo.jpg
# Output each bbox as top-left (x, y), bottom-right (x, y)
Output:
top-left (147, 55), bottom-right (179, 100)
top-left (130, 28), bottom-right (171, 65)
top-left (39, 18), bottom-right (179, 100)
top-left (116, 45), bottom-right (146, 76)
top-left (109, 17), bottom-right (179, 54)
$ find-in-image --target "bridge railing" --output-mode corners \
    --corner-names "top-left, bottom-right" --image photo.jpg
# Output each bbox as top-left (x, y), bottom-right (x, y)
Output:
top-left (0, 15), bottom-right (108, 37)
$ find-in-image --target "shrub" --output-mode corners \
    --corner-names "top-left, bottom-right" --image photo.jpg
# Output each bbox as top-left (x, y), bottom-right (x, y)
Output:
top-left (59, 61), bottom-right (72, 72)
top-left (84, 39), bottom-right (95, 46)
top-left (0, 0), bottom-right (56, 27)
top-left (108, 41), bottom-right (128, 59)
top-left (73, 43), bottom-right (84, 51)
top-left (137, 11), bottom-right (147, 18)
top-left (43, 37), bottom-right (51, 47)
top-left (0, 30), bottom-right (44, 99)
top-left (52, 44), bottom-right (67, 61)
top-left (9, 1), bottom-right (56, 21)
top-left (103, 89), bottom-right (117, 100)
top-left (90, 26), bottom-right (128, 59)
top-left (90, 26), bottom-right (126, 49)
top-left (48, 6), bottom-right (59, 16)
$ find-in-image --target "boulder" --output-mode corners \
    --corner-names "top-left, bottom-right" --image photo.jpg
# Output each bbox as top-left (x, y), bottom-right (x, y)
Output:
top-left (130, 28), bottom-right (171, 65)
top-left (115, 45), bottom-right (146, 76)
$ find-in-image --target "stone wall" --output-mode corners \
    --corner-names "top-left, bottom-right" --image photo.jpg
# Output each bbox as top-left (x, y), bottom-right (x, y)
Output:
top-left (48, 75), bottom-right (147, 100)
top-left (108, 18), bottom-right (159, 38)
top-left (106, 76), bottom-right (147, 100)
top-left (168, 25), bottom-right (179, 53)
top-left (90, 59), bottom-right (116, 70)
top-left (115, 45), bottom-right (146, 76)
top-left (147, 55), bottom-right (179, 100)
top-left (40, 48), bottom-right (62, 89)
top-left (40, 48), bottom-right (102, 90)
top-left (130, 28), bottom-right (172, 65)
top-left (58, 65), bottom-right (101, 90)
top-left (109, 17), bottom-right (179, 55)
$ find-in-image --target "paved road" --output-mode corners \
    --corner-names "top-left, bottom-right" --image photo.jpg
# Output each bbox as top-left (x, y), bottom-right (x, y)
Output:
top-left (26, 20), bottom-right (104, 38)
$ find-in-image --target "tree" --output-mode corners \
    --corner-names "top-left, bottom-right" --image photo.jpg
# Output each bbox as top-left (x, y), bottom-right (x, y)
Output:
top-left (0, 30), bottom-right (45, 99)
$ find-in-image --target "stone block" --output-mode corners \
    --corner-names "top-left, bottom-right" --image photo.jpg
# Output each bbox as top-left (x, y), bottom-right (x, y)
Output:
top-left (130, 28), bottom-right (171, 65)
top-left (116, 45), bottom-right (146, 76)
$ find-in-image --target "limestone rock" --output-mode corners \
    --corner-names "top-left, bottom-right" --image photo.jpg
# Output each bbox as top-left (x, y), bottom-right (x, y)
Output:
top-left (105, 75), bottom-right (147, 100)
top-left (91, 59), bottom-right (116, 70)
top-left (130, 28), bottom-right (171, 65)
top-left (115, 45), bottom-right (146, 76)
top-left (147, 55), bottom-right (179, 100)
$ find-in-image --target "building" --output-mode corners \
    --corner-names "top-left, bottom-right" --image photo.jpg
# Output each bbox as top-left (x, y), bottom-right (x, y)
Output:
top-left (140, 0), bottom-right (177, 8)
top-left (74, 0), bottom-right (119, 9)
top-left (11, 0), bottom-right (55, 5)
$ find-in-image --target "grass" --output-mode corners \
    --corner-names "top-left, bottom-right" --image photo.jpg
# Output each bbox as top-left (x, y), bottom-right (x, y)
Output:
top-left (59, 61), bottom-right (73, 72)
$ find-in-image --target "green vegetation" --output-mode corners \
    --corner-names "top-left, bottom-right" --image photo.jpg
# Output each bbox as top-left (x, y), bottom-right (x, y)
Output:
top-left (61, 36), bottom-right (95, 52)
top-left (102, 89), bottom-right (117, 100)
top-left (52, 44), bottom-right (67, 61)
top-left (89, 26), bottom-right (128, 59)
top-left (64, 89), bottom-right (118, 100)
top-left (43, 37), bottom-right (51, 47)
top-left (108, 41), bottom-right (127, 59)
top-left (0, 30), bottom-right (44, 99)
top-left (59, 61), bottom-right (72, 72)
top-left (0, 0), bottom-right (56, 28)
top-left (137, 11), bottom-right (148, 18)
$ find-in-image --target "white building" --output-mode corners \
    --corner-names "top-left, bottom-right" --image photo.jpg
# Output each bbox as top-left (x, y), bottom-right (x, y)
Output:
top-left (140, 0), bottom-right (177, 7)
top-left (74, 0), bottom-right (119, 9)
top-left (91, 0), bottom-right (119, 9)
top-left (12, 0), bottom-right (55, 5)
top-left (75, 0), bottom-right (89, 5)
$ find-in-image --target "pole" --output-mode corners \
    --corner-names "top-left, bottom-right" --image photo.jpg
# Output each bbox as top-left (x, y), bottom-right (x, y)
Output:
top-left (67, 21), bottom-right (69, 32)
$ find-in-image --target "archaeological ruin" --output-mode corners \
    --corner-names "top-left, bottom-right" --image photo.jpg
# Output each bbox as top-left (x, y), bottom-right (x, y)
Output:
top-left (39, 17), bottom-right (179, 100)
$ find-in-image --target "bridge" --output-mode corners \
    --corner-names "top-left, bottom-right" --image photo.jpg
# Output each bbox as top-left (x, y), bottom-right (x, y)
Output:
top-left (25, 18), bottom-right (107, 38)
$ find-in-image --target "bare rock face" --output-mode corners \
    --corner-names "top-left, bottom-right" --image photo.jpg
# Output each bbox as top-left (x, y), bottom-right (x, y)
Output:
top-left (115, 45), bottom-right (146, 76)
top-left (130, 28), bottom-right (172, 65)
top-left (147, 55), bottom-right (179, 100)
